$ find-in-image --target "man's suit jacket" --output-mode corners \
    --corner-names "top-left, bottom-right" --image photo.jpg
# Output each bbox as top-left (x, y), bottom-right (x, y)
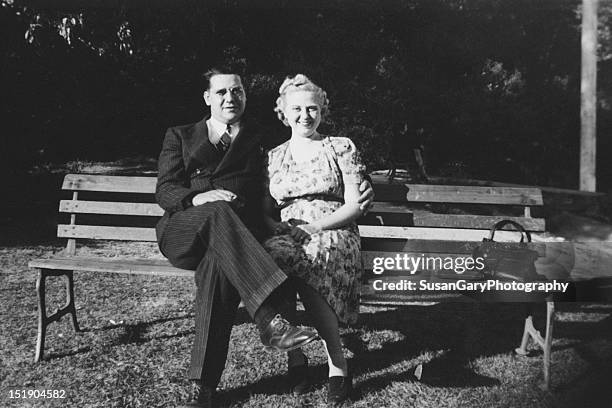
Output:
top-left (155, 116), bottom-right (266, 242)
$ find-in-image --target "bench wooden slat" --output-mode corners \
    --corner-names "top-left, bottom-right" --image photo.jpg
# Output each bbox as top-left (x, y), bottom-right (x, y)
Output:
top-left (405, 185), bottom-right (543, 205)
top-left (361, 238), bottom-right (547, 256)
top-left (368, 204), bottom-right (545, 231)
top-left (28, 257), bottom-right (193, 277)
top-left (29, 252), bottom-right (445, 276)
top-left (57, 225), bottom-right (157, 241)
top-left (57, 224), bottom-right (547, 243)
top-left (359, 225), bottom-right (544, 241)
top-left (60, 200), bottom-right (164, 216)
top-left (30, 247), bottom-right (550, 278)
top-left (27, 252), bottom-right (426, 276)
top-left (26, 253), bottom-right (485, 281)
top-left (63, 174), bottom-right (157, 193)
top-left (28, 255), bottom-right (445, 306)
top-left (373, 182), bottom-right (543, 205)
top-left (58, 200), bottom-right (546, 232)
top-left (61, 175), bottom-right (544, 206)
top-left (362, 239), bottom-right (477, 253)
top-left (403, 213), bottom-right (544, 231)
top-left (29, 252), bottom-right (457, 278)
top-left (57, 199), bottom-right (546, 233)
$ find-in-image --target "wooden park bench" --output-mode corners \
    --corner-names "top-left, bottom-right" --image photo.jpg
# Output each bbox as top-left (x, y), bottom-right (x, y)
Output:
top-left (29, 173), bottom-right (555, 388)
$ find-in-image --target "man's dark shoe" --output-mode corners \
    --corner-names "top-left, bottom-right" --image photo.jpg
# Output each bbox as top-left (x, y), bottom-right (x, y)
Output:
top-left (287, 356), bottom-right (310, 395)
top-left (179, 385), bottom-right (215, 408)
top-left (327, 375), bottom-right (352, 406)
top-left (260, 314), bottom-right (318, 352)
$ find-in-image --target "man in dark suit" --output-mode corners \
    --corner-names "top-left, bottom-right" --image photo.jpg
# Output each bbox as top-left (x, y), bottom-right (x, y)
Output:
top-left (156, 67), bottom-right (372, 407)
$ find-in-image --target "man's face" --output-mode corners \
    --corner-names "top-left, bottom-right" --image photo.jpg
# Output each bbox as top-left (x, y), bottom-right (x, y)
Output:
top-left (204, 74), bottom-right (246, 124)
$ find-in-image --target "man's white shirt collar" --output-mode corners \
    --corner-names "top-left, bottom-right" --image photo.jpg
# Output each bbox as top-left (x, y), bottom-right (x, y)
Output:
top-left (207, 117), bottom-right (239, 144)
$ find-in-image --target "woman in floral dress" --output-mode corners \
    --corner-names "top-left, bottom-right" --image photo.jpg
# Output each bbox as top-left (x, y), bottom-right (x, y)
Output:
top-left (263, 74), bottom-right (366, 404)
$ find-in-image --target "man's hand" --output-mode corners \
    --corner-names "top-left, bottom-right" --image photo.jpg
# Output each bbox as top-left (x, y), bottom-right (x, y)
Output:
top-left (272, 221), bottom-right (292, 235)
top-left (290, 223), bottom-right (321, 244)
top-left (357, 179), bottom-right (375, 213)
top-left (192, 189), bottom-right (237, 206)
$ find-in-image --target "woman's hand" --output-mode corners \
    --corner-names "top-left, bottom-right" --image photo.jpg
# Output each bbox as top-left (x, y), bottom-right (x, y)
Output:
top-left (290, 223), bottom-right (321, 244)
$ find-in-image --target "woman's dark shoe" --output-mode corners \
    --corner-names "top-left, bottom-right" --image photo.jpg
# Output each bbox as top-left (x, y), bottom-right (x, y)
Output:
top-left (327, 375), bottom-right (352, 406)
top-left (287, 356), bottom-right (310, 395)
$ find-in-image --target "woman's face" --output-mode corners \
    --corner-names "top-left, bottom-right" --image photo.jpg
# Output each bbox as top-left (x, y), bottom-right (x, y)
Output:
top-left (283, 90), bottom-right (322, 138)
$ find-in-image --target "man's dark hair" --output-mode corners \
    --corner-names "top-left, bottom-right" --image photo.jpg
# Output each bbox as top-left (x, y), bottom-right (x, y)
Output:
top-left (202, 66), bottom-right (244, 90)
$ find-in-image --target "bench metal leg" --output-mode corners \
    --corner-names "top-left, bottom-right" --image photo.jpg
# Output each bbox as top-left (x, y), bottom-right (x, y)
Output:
top-left (542, 301), bottom-right (554, 390)
top-left (35, 269), bottom-right (47, 363)
top-left (514, 301), bottom-right (555, 391)
top-left (35, 268), bottom-right (80, 362)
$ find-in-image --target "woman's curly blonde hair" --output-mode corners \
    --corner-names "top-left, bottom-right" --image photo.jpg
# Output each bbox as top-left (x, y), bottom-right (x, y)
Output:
top-left (274, 74), bottom-right (329, 127)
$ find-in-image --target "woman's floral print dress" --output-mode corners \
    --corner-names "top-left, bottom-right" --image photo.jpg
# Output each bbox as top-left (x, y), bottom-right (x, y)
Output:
top-left (263, 136), bottom-right (365, 324)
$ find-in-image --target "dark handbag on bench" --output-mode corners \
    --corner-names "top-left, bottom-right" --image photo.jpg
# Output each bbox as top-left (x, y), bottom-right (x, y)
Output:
top-left (472, 220), bottom-right (540, 282)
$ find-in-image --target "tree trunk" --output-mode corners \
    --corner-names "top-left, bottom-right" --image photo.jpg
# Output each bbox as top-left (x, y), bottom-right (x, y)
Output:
top-left (580, 0), bottom-right (598, 192)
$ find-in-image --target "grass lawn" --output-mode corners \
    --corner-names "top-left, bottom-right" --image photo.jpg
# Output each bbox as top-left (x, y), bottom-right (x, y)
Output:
top-left (1, 240), bottom-right (611, 408)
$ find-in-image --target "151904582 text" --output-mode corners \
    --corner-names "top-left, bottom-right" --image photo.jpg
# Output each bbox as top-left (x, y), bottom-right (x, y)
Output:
top-left (8, 389), bottom-right (66, 399)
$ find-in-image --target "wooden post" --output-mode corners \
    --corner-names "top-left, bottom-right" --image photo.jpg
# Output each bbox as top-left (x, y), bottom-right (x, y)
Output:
top-left (541, 301), bottom-right (555, 390)
top-left (66, 191), bottom-right (78, 255)
top-left (580, 0), bottom-right (598, 192)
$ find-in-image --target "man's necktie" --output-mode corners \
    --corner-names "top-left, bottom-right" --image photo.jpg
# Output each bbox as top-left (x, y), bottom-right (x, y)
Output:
top-left (218, 124), bottom-right (232, 153)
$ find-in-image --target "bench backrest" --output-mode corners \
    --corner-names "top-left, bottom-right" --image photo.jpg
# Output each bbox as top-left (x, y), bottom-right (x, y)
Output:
top-left (58, 173), bottom-right (545, 301)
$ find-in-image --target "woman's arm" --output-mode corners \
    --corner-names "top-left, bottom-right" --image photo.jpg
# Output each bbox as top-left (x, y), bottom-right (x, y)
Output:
top-left (290, 183), bottom-right (363, 242)
top-left (263, 190), bottom-right (291, 235)
top-left (289, 137), bottom-right (366, 243)
top-left (313, 183), bottom-right (363, 231)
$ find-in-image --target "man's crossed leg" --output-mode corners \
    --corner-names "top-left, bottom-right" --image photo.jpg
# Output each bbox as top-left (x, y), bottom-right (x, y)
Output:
top-left (158, 201), bottom-right (317, 406)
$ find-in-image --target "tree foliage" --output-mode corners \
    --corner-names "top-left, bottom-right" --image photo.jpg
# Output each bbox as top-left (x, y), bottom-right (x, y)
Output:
top-left (2, 0), bottom-right (611, 189)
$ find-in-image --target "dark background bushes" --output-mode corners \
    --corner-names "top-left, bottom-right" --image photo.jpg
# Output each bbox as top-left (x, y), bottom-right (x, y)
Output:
top-left (2, 0), bottom-right (611, 190)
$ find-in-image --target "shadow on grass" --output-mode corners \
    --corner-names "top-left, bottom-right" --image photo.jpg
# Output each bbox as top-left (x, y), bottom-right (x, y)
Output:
top-left (216, 374), bottom-right (296, 402)
top-left (194, 302), bottom-right (612, 407)
top-left (222, 302), bottom-right (612, 404)
top-left (43, 315), bottom-right (195, 360)
top-left (221, 303), bottom-right (514, 405)
top-left (46, 346), bottom-right (93, 361)
top-left (33, 290), bottom-right (612, 405)
top-left (347, 302), bottom-right (509, 393)
top-left (81, 314), bottom-right (194, 334)
top-left (112, 315), bottom-right (196, 345)
top-left (556, 343), bottom-right (612, 408)
top-left (354, 302), bottom-right (612, 396)
top-left (551, 311), bottom-right (612, 408)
